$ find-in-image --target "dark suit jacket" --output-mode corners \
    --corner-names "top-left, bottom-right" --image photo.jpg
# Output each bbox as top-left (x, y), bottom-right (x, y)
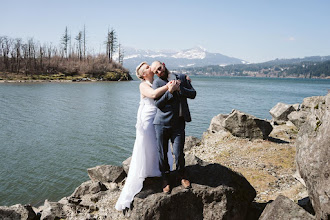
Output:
top-left (152, 73), bottom-right (196, 126)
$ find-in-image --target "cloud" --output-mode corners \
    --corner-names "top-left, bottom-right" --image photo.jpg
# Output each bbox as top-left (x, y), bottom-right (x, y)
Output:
top-left (287, 36), bottom-right (296, 41)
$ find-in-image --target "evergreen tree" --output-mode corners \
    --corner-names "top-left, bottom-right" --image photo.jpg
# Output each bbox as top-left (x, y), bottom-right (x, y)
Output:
top-left (75, 31), bottom-right (82, 60)
top-left (61, 27), bottom-right (70, 58)
top-left (105, 28), bottom-right (117, 63)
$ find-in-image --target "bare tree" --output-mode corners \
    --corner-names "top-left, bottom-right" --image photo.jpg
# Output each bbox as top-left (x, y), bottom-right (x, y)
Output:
top-left (118, 43), bottom-right (124, 65)
top-left (0, 36), bottom-right (4, 70)
top-left (69, 30), bottom-right (72, 58)
top-left (0, 30), bottom-right (129, 80)
top-left (83, 25), bottom-right (86, 60)
top-left (39, 44), bottom-right (44, 70)
top-left (14, 38), bottom-right (22, 73)
top-left (3, 37), bottom-right (13, 70)
top-left (27, 38), bottom-right (37, 71)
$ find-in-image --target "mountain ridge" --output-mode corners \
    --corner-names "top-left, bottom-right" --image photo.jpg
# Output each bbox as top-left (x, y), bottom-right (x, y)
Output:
top-left (120, 46), bottom-right (246, 73)
top-left (119, 46), bottom-right (330, 77)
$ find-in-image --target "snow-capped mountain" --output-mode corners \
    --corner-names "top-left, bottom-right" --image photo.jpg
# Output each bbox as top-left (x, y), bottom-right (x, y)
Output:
top-left (172, 47), bottom-right (207, 59)
top-left (119, 46), bottom-right (247, 73)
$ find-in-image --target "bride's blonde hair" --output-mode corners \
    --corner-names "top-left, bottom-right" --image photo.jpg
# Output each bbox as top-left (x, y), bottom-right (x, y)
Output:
top-left (136, 62), bottom-right (148, 80)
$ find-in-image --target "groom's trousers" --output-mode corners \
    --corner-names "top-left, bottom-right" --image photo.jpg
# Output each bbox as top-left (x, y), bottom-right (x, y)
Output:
top-left (154, 117), bottom-right (186, 181)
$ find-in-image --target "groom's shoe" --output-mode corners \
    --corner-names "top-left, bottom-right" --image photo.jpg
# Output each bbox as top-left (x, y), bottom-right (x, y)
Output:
top-left (163, 184), bottom-right (171, 194)
top-left (181, 179), bottom-right (191, 189)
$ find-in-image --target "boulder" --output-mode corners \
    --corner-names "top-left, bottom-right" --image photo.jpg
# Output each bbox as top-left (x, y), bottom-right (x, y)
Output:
top-left (289, 95), bottom-right (326, 129)
top-left (184, 153), bottom-right (208, 166)
top-left (40, 200), bottom-right (66, 220)
top-left (223, 109), bottom-right (273, 139)
top-left (129, 162), bottom-right (256, 220)
top-left (184, 136), bottom-right (201, 152)
top-left (0, 204), bottom-right (37, 220)
top-left (295, 93), bottom-right (330, 220)
top-left (33, 157), bottom-right (255, 220)
top-left (269, 102), bottom-right (295, 124)
top-left (259, 195), bottom-right (315, 220)
top-left (87, 165), bottom-right (126, 183)
top-left (71, 180), bottom-right (108, 198)
top-left (122, 157), bottom-right (132, 174)
top-left (288, 111), bottom-right (308, 128)
top-left (208, 114), bottom-right (228, 133)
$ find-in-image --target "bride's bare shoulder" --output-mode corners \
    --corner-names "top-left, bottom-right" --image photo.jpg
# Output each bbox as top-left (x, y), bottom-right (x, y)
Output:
top-left (139, 81), bottom-right (148, 88)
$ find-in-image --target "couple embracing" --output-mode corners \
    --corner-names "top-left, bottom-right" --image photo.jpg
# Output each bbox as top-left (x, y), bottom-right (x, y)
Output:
top-left (115, 61), bottom-right (196, 211)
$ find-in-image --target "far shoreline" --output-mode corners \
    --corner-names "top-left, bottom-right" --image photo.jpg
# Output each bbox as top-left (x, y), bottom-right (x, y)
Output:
top-left (1, 75), bottom-right (330, 84)
top-left (0, 79), bottom-right (133, 83)
top-left (184, 74), bottom-right (330, 80)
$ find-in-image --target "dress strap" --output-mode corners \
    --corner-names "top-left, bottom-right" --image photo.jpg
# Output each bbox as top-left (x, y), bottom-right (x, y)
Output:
top-left (145, 80), bottom-right (152, 87)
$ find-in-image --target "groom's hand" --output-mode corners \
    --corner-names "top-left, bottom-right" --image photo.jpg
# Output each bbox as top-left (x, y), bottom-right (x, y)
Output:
top-left (176, 80), bottom-right (181, 92)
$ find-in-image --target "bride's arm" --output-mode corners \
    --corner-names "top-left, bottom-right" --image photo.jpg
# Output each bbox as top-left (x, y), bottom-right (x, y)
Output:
top-left (139, 82), bottom-right (169, 99)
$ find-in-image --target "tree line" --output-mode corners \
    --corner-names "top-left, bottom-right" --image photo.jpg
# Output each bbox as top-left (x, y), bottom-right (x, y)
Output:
top-left (0, 26), bottom-right (130, 81)
top-left (176, 60), bottom-right (330, 78)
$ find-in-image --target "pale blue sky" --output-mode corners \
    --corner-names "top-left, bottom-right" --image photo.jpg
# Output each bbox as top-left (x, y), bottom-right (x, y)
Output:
top-left (2, 0), bottom-right (330, 63)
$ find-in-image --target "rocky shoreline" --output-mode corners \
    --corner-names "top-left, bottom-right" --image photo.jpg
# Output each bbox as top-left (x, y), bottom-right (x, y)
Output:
top-left (1, 93), bottom-right (329, 219)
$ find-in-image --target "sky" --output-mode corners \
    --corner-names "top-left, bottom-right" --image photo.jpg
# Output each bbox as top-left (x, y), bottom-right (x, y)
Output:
top-left (1, 0), bottom-right (330, 63)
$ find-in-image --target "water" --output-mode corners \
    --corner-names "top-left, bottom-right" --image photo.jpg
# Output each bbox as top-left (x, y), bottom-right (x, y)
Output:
top-left (0, 76), bottom-right (329, 206)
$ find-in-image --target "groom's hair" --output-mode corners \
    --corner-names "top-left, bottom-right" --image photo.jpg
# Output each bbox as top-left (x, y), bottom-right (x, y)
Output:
top-left (151, 61), bottom-right (170, 76)
top-left (151, 61), bottom-right (162, 74)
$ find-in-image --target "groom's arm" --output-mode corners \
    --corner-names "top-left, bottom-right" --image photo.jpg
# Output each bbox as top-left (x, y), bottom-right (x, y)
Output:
top-left (153, 80), bottom-right (174, 109)
top-left (178, 74), bottom-right (196, 99)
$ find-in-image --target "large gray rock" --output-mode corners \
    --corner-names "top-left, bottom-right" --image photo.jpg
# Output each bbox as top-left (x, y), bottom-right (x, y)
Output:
top-left (33, 157), bottom-right (255, 220)
top-left (208, 114), bottom-right (228, 133)
top-left (122, 156), bottom-right (132, 174)
top-left (87, 165), bottom-right (126, 183)
top-left (184, 153), bottom-right (208, 167)
top-left (0, 204), bottom-right (37, 220)
top-left (223, 109), bottom-right (273, 139)
top-left (296, 93), bottom-right (330, 220)
top-left (288, 110), bottom-right (308, 128)
top-left (184, 136), bottom-right (201, 152)
top-left (129, 162), bottom-right (256, 220)
top-left (259, 195), bottom-right (315, 220)
top-left (269, 102), bottom-right (296, 124)
top-left (288, 95), bottom-right (326, 129)
top-left (71, 180), bottom-right (108, 198)
top-left (40, 200), bottom-right (66, 220)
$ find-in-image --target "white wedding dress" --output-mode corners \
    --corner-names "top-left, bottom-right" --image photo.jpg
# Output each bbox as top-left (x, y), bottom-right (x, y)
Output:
top-left (115, 83), bottom-right (173, 211)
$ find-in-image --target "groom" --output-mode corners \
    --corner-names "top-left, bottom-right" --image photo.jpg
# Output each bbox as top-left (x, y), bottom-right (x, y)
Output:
top-left (151, 61), bottom-right (196, 194)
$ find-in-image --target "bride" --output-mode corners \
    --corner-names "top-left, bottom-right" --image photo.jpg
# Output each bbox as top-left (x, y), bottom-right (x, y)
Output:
top-left (115, 62), bottom-right (179, 211)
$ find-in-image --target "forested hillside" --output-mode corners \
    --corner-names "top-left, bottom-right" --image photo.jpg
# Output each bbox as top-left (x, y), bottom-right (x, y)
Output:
top-left (175, 59), bottom-right (330, 78)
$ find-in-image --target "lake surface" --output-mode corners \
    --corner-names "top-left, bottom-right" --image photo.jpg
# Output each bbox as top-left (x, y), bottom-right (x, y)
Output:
top-left (0, 76), bottom-right (329, 206)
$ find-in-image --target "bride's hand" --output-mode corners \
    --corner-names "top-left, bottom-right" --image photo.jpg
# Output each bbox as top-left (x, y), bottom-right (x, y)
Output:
top-left (168, 81), bottom-right (178, 93)
top-left (166, 80), bottom-right (175, 88)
